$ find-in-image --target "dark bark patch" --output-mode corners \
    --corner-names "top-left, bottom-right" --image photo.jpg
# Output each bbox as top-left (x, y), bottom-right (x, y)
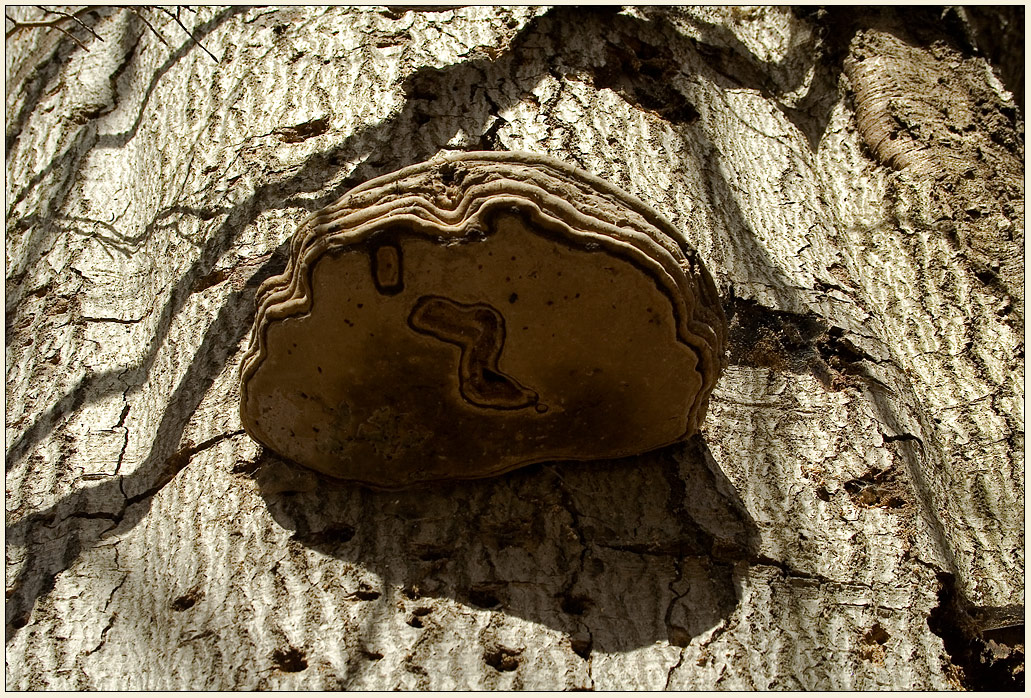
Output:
top-left (726, 298), bottom-right (826, 373)
top-left (667, 626), bottom-right (692, 648)
top-left (928, 572), bottom-right (1025, 690)
top-left (414, 544), bottom-right (451, 562)
top-left (483, 645), bottom-right (521, 672)
top-left (360, 647), bottom-right (383, 661)
top-left (859, 622), bottom-right (891, 663)
top-left (272, 647), bottom-right (308, 673)
top-left (406, 604), bottom-right (433, 628)
top-left (864, 623), bottom-right (890, 645)
top-left (843, 466), bottom-right (908, 509)
top-left (591, 39), bottom-right (699, 126)
top-left (569, 631), bottom-right (593, 660)
top-left (355, 584), bottom-right (381, 601)
top-left (466, 585), bottom-right (503, 609)
top-left (558, 592), bottom-right (592, 616)
top-left (302, 525), bottom-right (356, 547)
top-left (274, 117), bottom-right (330, 143)
top-left (170, 586), bottom-right (204, 612)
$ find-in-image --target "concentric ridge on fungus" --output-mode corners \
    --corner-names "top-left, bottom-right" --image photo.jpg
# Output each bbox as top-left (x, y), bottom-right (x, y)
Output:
top-left (240, 151), bottom-right (728, 488)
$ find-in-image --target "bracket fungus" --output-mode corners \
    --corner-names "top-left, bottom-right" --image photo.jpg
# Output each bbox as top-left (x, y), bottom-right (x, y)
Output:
top-left (240, 151), bottom-right (728, 488)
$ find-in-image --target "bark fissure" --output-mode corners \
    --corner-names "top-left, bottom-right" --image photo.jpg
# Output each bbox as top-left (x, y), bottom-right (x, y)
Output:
top-left (5, 5), bottom-right (1021, 690)
top-left (928, 572), bottom-right (1025, 690)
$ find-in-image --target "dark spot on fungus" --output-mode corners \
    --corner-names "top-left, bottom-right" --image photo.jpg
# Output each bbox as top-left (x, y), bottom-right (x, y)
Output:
top-left (370, 238), bottom-right (404, 295)
top-left (240, 152), bottom-right (727, 488)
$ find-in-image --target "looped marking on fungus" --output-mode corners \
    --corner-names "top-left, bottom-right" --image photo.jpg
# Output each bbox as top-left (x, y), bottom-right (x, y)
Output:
top-left (408, 295), bottom-right (540, 411)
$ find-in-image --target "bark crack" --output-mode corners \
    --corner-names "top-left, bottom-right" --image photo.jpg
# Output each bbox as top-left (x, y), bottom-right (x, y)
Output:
top-left (79, 315), bottom-right (144, 324)
top-left (545, 466), bottom-right (595, 679)
top-left (87, 571), bottom-right (127, 656)
top-left (749, 554), bottom-right (856, 588)
top-left (125, 430), bottom-right (245, 507)
top-left (114, 401), bottom-right (131, 476)
top-left (665, 645), bottom-right (686, 690)
top-left (664, 554), bottom-right (689, 648)
top-left (64, 429), bottom-right (245, 530)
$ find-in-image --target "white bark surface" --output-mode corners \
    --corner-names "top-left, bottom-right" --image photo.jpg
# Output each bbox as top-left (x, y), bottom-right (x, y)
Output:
top-left (6, 6), bottom-right (1023, 689)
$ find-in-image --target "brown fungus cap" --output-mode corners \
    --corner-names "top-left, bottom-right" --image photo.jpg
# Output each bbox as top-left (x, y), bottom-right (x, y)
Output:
top-left (240, 151), bottom-right (728, 488)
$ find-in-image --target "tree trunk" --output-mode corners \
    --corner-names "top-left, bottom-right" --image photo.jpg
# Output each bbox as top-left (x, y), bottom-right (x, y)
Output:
top-left (5, 6), bottom-right (1023, 690)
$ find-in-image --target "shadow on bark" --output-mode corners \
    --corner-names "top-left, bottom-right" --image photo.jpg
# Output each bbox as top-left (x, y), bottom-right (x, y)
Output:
top-left (5, 5), bottom-right (947, 653)
top-left (7, 5), bottom-right (819, 469)
top-left (1, 4), bottom-right (802, 647)
top-left (7, 7), bottom-right (248, 271)
top-left (256, 436), bottom-right (759, 655)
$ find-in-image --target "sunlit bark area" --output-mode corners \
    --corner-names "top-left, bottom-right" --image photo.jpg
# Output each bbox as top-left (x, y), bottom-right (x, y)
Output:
top-left (6, 6), bottom-right (1023, 689)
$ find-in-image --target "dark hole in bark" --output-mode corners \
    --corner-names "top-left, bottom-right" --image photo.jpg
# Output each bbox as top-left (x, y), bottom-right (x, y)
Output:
top-left (484, 646), bottom-right (521, 672)
top-left (171, 588), bottom-right (203, 612)
top-left (928, 572), bottom-right (1025, 690)
top-left (304, 525), bottom-right (356, 546)
top-left (272, 647), bottom-right (308, 673)
top-left (570, 635), bottom-right (593, 660)
top-left (864, 622), bottom-right (890, 645)
top-left (355, 586), bottom-right (381, 601)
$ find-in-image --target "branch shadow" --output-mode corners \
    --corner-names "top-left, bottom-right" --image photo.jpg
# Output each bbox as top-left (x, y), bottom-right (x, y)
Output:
top-left (5, 7), bottom-right (114, 156)
top-left (7, 7), bottom-right (247, 221)
top-left (256, 436), bottom-right (759, 655)
top-left (7, 6), bottom-right (812, 646)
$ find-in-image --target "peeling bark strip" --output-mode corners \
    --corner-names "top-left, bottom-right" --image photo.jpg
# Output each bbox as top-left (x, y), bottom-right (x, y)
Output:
top-left (240, 152), bottom-right (727, 487)
top-left (844, 29), bottom-right (1024, 300)
top-left (845, 29), bottom-right (1021, 179)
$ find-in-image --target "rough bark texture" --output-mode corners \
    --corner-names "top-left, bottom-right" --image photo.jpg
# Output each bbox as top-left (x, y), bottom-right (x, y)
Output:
top-left (5, 6), bottom-right (1023, 690)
